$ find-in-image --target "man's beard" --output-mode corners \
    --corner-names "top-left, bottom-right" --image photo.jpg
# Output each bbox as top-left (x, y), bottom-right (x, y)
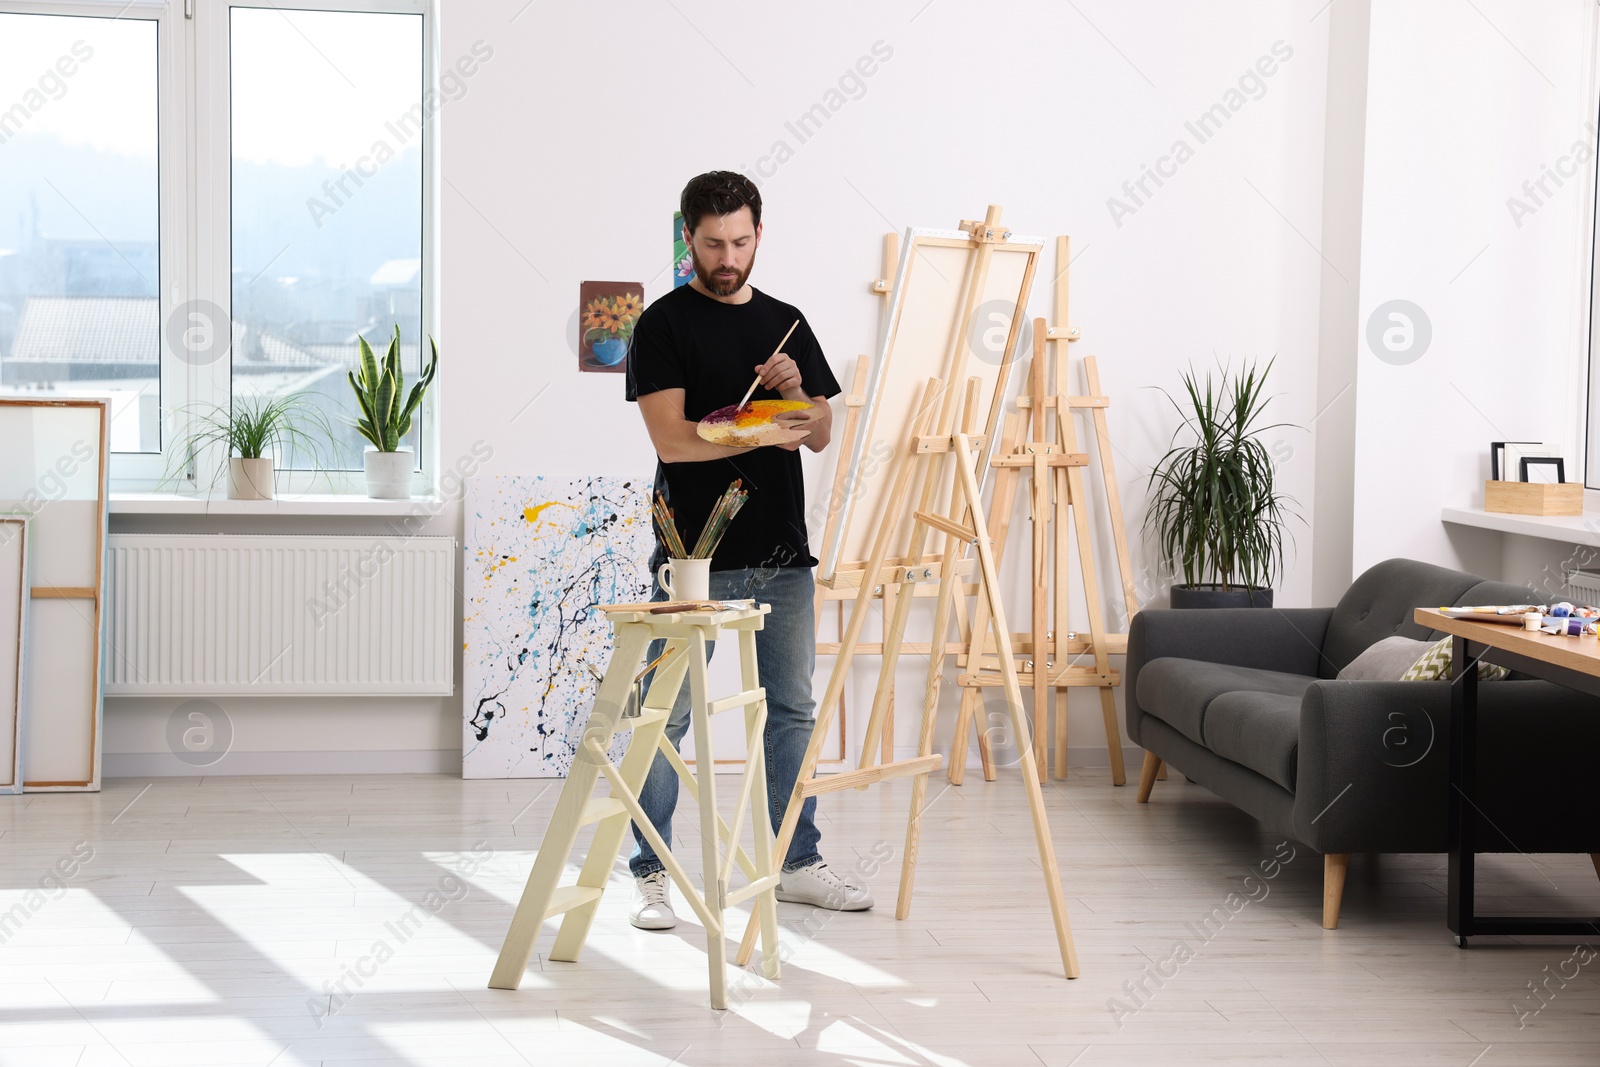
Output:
top-left (691, 246), bottom-right (755, 296)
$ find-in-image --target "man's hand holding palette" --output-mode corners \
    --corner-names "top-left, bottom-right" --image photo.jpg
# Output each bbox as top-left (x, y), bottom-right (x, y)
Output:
top-left (693, 317), bottom-right (814, 448)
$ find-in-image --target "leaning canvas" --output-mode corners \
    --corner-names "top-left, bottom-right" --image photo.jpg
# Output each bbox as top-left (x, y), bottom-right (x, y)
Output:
top-left (462, 475), bottom-right (653, 778)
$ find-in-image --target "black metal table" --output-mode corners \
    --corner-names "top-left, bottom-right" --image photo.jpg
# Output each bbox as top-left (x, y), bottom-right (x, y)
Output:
top-left (1424, 608), bottom-right (1600, 946)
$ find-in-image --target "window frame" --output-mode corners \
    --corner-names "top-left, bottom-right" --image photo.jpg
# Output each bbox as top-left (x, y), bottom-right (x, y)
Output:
top-left (1, 0), bottom-right (438, 498)
top-left (0, 0), bottom-right (184, 479)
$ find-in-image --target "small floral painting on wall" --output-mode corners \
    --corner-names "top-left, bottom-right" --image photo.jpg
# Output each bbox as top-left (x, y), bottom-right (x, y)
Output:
top-left (673, 210), bottom-right (694, 289)
top-left (578, 280), bottom-right (642, 373)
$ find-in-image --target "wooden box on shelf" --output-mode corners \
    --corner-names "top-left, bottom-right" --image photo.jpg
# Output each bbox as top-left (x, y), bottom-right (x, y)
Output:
top-left (1484, 479), bottom-right (1583, 517)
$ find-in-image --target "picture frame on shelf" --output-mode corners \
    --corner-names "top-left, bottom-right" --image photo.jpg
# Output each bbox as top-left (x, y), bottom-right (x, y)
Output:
top-left (1490, 440), bottom-right (1540, 481)
top-left (1520, 456), bottom-right (1565, 484)
top-left (1502, 443), bottom-right (1556, 483)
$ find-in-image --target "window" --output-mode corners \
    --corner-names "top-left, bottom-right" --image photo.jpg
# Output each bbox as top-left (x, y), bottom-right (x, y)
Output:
top-left (0, 10), bottom-right (162, 454)
top-left (0, 0), bottom-right (434, 495)
top-left (230, 7), bottom-right (424, 474)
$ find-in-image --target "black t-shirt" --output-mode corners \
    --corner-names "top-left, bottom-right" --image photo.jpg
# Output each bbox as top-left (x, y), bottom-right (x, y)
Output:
top-left (625, 284), bottom-right (841, 572)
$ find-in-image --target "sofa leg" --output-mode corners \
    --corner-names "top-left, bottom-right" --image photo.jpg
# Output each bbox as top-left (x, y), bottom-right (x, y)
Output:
top-left (1591, 854), bottom-right (1600, 883)
top-left (1136, 751), bottom-right (1162, 803)
top-left (1323, 854), bottom-right (1348, 930)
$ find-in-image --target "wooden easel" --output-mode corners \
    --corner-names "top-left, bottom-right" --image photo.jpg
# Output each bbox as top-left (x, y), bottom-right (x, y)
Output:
top-left (739, 207), bottom-right (1080, 979)
top-left (949, 238), bottom-right (1140, 785)
top-left (811, 235), bottom-right (987, 770)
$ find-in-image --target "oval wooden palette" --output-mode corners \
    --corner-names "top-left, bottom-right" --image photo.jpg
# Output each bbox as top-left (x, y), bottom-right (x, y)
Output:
top-left (696, 399), bottom-right (812, 447)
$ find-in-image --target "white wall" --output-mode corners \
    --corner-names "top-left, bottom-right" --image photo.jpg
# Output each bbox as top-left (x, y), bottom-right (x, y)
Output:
top-left (105, 0), bottom-right (1600, 776)
top-left (1350, 0), bottom-right (1598, 582)
top-left (437, 0), bottom-right (1330, 770)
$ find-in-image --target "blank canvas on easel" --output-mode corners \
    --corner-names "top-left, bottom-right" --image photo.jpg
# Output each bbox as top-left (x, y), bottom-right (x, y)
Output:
top-left (820, 225), bottom-right (1042, 584)
top-left (0, 517), bottom-right (27, 795)
top-left (0, 399), bottom-right (109, 792)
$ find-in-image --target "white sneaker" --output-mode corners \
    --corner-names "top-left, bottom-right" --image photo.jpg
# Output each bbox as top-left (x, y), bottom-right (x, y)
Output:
top-left (629, 871), bottom-right (677, 930)
top-left (776, 861), bottom-right (874, 911)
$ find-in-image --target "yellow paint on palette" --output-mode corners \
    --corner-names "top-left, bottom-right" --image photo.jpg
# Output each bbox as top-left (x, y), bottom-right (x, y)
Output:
top-left (524, 500), bottom-right (573, 525)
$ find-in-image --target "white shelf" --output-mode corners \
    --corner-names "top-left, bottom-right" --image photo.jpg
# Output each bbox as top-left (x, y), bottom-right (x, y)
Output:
top-left (1440, 505), bottom-right (1600, 546)
top-left (110, 492), bottom-right (445, 516)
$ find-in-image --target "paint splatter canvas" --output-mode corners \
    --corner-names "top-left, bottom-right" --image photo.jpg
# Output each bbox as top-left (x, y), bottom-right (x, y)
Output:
top-left (463, 475), bottom-right (654, 778)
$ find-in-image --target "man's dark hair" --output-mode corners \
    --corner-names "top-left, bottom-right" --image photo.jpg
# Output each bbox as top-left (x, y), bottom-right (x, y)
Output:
top-left (680, 171), bottom-right (762, 234)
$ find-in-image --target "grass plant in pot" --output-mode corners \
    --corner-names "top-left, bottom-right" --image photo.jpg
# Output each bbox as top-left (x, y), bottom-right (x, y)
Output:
top-left (349, 325), bottom-right (438, 499)
top-left (168, 393), bottom-right (335, 500)
top-left (1145, 360), bottom-right (1297, 609)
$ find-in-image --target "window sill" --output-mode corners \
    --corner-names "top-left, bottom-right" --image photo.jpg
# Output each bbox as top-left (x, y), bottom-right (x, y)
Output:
top-left (110, 492), bottom-right (446, 517)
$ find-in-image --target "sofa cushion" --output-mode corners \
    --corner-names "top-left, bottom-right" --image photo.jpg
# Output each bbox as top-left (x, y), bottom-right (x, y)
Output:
top-left (1337, 635), bottom-right (1433, 681)
top-left (1202, 690), bottom-right (1301, 791)
top-left (1320, 559), bottom-right (1485, 678)
top-left (1401, 635), bottom-right (1511, 682)
top-left (1136, 657), bottom-right (1317, 747)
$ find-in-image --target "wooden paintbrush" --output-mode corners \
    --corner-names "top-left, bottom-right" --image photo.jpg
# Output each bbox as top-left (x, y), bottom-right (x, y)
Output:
top-left (734, 319), bottom-right (800, 412)
top-left (690, 479), bottom-right (748, 559)
top-left (652, 491), bottom-right (689, 559)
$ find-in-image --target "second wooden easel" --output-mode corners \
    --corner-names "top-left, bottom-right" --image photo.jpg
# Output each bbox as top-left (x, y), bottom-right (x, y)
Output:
top-left (738, 207), bottom-right (1080, 979)
top-left (949, 238), bottom-right (1140, 785)
top-left (812, 234), bottom-right (983, 770)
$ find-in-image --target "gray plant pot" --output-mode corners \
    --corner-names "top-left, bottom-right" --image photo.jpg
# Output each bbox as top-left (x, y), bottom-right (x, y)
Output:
top-left (1169, 584), bottom-right (1274, 609)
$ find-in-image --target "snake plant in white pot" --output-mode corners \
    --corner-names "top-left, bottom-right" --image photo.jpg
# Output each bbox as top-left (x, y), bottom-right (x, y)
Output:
top-left (349, 325), bottom-right (439, 499)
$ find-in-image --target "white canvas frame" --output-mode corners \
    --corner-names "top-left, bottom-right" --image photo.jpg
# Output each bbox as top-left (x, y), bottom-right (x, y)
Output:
top-left (0, 399), bottom-right (110, 792)
top-left (819, 225), bottom-right (1043, 583)
top-left (0, 517), bottom-right (28, 795)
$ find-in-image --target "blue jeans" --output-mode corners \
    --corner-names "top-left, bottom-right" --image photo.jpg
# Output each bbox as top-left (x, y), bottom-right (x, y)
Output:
top-left (628, 565), bottom-right (823, 877)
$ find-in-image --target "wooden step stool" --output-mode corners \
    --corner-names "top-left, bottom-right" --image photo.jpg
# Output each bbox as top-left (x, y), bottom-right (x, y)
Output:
top-left (488, 600), bottom-right (783, 1010)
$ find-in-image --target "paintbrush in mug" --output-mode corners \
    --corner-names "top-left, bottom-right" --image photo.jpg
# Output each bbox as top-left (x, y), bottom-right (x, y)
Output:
top-left (704, 489), bottom-right (747, 556)
top-left (652, 491), bottom-right (689, 559)
top-left (690, 480), bottom-right (748, 559)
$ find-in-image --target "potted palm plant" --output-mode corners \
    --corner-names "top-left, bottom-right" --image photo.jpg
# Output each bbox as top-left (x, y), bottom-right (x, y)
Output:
top-left (1145, 360), bottom-right (1297, 608)
top-left (348, 325), bottom-right (439, 499)
top-left (168, 393), bottom-right (335, 500)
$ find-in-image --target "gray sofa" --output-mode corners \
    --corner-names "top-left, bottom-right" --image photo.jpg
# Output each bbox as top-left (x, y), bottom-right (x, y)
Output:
top-left (1126, 557), bottom-right (1600, 928)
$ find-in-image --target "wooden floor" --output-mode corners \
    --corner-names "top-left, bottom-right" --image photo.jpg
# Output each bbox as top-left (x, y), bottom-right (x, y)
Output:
top-left (1, 768), bottom-right (1597, 1066)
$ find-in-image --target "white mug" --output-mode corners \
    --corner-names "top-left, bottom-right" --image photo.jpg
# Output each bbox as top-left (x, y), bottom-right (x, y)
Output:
top-left (657, 557), bottom-right (711, 602)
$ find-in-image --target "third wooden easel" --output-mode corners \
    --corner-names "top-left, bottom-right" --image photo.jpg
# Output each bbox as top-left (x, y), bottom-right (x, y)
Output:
top-left (949, 238), bottom-right (1141, 785)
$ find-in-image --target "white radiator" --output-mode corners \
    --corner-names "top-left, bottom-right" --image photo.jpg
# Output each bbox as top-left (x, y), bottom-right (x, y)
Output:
top-left (1567, 569), bottom-right (1600, 607)
top-left (104, 534), bottom-right (455, 696)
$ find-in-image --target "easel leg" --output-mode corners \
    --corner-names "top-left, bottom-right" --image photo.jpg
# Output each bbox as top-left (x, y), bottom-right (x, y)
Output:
top-left (948, 686), bottom-right (976, 785)
top-left (489, 626), bottom-right (650, 990)
top-left (956, 432), bottom-right (1080, 978)
top-left (975, 696), bottom-right (996, 780)
top-left (862, 577), bottom-right (915, 767)
top-left (1009, 675), bottom-right (1081, 977)
top-left (687, 631), bottom-right (728, 1009)
top-left (879, 582), bottom-right (898, 766)
top-left (896, 526), bottom-right (963, 920)
top-left (1030, 445), bottom-right (1050, 777)
top-left (883, 688), bottom-right (895, 765)
top-left (1053, 689), bottom-right (1068, 780)
top-left (1098, 687), bottom-right (1126, 787)
top-left (739, 627), bottom-right (781, 981)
